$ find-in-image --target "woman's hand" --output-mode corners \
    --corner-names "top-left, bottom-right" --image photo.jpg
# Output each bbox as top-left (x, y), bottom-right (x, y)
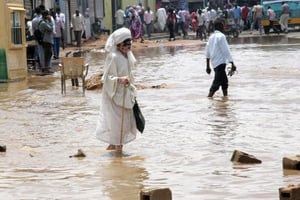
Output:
top-left (118, 76), bottom-right (129, 85)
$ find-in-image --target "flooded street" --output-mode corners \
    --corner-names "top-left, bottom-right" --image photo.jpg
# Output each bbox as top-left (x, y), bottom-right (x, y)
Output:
top-left (1, 35), bottom-right (300, 199)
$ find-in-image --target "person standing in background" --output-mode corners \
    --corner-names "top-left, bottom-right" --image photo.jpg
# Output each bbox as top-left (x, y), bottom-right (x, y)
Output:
top-left (166, 8), bottom-right (176, 41)
top-left (115, 7), bottom-right (125, 29)
top-left (144, 6), bottom-right (154, 39)
top-left (39, 10), bottom-right (54, 74)
top-left (31, 6), bottom-right (43, 71)
top-left (156, 7), bottom-right (167, 32)
top-left (71, 10), bottom-right (84, 47)
top-left (178, 8), bottom-right (187, 38)
top-left (250, 2), bottom-right (264, 35)
top-left (129, 8), bottom-right (144, 43)
top-left (232, 4), bottom-right (242, 30)
top-left (56, 7), bottom-right (65, 49)
top-left (137, 3), bottom-right (145, 24)
top-left (241, 4), bottom-right (250, 30)
top-left (267, 6), bottom-right (280, 34)
top-left (196, 9), bottom-right (206, 41)
top-left (280, 2), bottom-right (290, 33)
top-left (52, 10), bottom-right (64, 59)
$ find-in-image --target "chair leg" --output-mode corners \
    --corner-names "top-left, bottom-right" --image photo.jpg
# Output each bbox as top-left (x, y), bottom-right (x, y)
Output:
top-left (64, 79), bottom-right (66, 95)
top-left (82, 78), bottom-right (85, 96)
top-left (61, 77), bottom-right (64, 95)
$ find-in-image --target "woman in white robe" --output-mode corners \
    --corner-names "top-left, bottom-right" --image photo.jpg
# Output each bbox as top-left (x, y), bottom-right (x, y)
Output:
top-left (96, 28), bottom-right (137, 152)
top-left (156, 8), bottom-right (167, 32)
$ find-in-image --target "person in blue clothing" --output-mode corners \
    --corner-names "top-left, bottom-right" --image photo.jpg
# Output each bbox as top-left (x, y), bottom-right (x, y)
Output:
top-left (232, 4), bottom-right (242, 30)
top-left (205, 19), bottom-right (237, 98)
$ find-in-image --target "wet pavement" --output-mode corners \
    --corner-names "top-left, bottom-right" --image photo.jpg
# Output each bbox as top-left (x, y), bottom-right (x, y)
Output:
top-left (1, 34), bottom-right (300, 199)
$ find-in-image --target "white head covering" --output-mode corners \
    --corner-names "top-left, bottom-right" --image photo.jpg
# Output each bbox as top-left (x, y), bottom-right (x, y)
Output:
top-left (105, 27), bottom-right (136, 67)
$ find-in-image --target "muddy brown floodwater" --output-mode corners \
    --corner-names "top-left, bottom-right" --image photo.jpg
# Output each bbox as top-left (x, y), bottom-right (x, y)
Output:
top-left (1, 35), bottom-right (300, 200)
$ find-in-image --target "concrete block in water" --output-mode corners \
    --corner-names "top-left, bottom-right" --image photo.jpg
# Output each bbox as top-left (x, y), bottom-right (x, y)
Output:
top-left (231, 150), bottom-right (262, 164)
top-left (0, 145), bottom-right (6, 152)
top-left (140, 188), bottom-right (172, 200)
top-left (283, 156), bottom-right (300, 170)
top-left (279, 184), bottom-right (300, 200)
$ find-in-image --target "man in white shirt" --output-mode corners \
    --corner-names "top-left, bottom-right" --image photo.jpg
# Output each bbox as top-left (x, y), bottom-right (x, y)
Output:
top-left (56, 7), bottom-right (65, 24)
top-left (71, 10), bottom-right (84, 47)
top-left (144, 6), bottom-right (154, 38)
top-left (280, 2), bottom-right (290, 33)
top-left (267, 6), bottom-right (280, 34)
top-left (196, 9), bottom-right (206, 40)
top-left (205, 19), bottom-right (237, 97)
top-left (250, 2), bottom-right (264, 35)
top-left (56, 7), bottom-right (65, 49)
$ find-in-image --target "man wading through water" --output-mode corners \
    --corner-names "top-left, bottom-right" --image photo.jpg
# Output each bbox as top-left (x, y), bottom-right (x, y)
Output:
top-left (205, 19), bottom-right (237, 98)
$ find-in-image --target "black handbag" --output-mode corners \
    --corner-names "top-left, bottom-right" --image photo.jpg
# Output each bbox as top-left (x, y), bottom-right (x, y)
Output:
top-left (133, 99), bottom-right (145, 133)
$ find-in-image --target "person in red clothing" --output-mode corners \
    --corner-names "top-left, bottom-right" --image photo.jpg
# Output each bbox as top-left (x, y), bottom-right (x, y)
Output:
top-left (191, 11), bottom-right (198, 32)
top-left (192, 15), bottom-right (198, 32)
top-left (241, 4), bottom-right (250, 30)
top-left (166, 8), bottom-right (176, 41)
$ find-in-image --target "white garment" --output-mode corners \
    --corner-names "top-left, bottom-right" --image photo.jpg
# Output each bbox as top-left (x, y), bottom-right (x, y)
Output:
top-left (102, 52), bottom-right (136, 109)
top-left (105, 27), bottom-right (136, 68)
top-left (51, 16), bottom-right (56, 34)
top-left (205, 30), bottom-right (233, 68)
top-left (57, 12), bottom-right (65, 24)
top-left (96, 91), bottom-right (137, 145)
top-left (144, 10), bottom-right (154, 24)
top-left (71, 13), bottom-right (84, 31)
top-left (267, 9), bottom-right (276, 21)
top-left (197, 13), bottom-right (205, 26)
top-left (96, 50), bottom-right (137, 145)
top-left (115, 9), bottom-right (125, 25)
top-left (156, 8), bottom-right (166, 32)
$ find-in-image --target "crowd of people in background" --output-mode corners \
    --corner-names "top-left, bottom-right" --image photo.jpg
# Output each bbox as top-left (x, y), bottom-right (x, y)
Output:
top-left (114, 1), bottom-right (290, 43)
top-left (27, 5), bottom-right (86, 75)
top-left (25, 1), bottom-right (290, 74)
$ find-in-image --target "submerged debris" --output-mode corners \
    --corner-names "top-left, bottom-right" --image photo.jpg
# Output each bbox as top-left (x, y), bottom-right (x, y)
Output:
top-left (85, 72), bottom-right (104, 90)
top-left (69, 149), bottom-right (86, 158)
top-left (136, 83), bottom-right (168, 90)
top-left (85, 72), bottom-right (168, 91)
top-left (0, 145), bottom-right (6, 152)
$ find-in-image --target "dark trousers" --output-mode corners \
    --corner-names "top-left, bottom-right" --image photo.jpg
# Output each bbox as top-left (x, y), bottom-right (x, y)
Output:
top-left (53, 37), bottom-right (60, 58)
top-left (179, 22), bottom-right (187, 37)
top-left (197, 25), bottom-right (206, 40)
top-left (146, 23), bottom-right (152, 38)
top-left (74, 30), bottom-right (82, 47)
top-left (269, 20), bottom-right (280, 33)
top-left (42, 42), bottom-right (53, 71)
top-left (168, 24), bottom-right (175, 39)
top-left (210, 64), bottom-right (228, 95)
top-left (71, 78), bottom-right (79, 86)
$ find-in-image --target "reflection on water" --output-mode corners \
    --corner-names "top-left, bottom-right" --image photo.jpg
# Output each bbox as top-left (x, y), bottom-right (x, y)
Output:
top-left (207, 98), bottom-right (238, 146)
top-left (228, 34), bottom-right (300, 45)
top-left (99, 154), bottom-right (148, 200)
top-left (1, 36), bottom-right (300, 199)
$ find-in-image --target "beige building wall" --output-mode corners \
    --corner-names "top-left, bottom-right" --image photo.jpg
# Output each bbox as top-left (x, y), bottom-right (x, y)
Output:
top-left (0, 0), bottom-right (27, 81)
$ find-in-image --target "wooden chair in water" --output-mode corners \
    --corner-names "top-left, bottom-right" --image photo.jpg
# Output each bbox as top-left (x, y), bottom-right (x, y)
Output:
top-left (59, 57), bottom-right (89, 96)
